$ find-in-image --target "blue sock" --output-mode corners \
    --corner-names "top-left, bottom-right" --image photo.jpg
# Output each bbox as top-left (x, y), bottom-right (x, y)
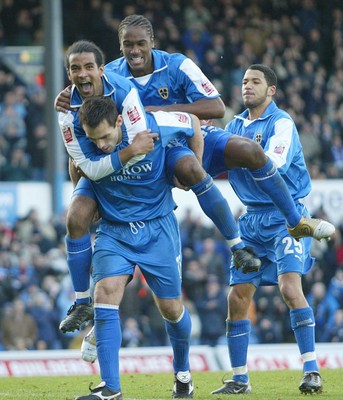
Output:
top-left (165, 307), bottom-right (192, 372)
top-left (66, 233), bottom-right (92, 305)
top-left (95, 305), bottom-right (122, 391)
top-left (250, 158), bottom-right (301, 227)
top-left (290, 307), bottom-right (318, 373)
top-left (227, 319), bottom-right (250, 383)
top-left (191, 174), bottom-right (243, 249)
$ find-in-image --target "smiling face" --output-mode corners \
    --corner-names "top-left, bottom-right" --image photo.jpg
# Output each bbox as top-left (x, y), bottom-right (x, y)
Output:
top-left (120, 25), bottom-right (154, 77)
top-left (67, 52), bottom-right (104, 98)
top-left (83, 117), bottom-right (123, 154)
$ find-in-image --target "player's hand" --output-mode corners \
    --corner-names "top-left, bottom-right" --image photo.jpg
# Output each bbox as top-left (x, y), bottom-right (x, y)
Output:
top-left (130, 130), bottom-right (159, 155)
top-left (200, 119), bottom-right (214, 126)
top-left (144, 105), bottom-right (163, 112)
top-left (72, 159), bottom-right (88, 179)
top-left (91, 209), bottom-right (101, 225)
top-left (54, 86), bottom-right (72, 113)
top-left (173, 175), bottom-right (190, 191)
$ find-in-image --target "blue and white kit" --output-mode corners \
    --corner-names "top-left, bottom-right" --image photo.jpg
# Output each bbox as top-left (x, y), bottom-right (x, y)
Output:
top-left (225, 101), bottom-right (315, 286)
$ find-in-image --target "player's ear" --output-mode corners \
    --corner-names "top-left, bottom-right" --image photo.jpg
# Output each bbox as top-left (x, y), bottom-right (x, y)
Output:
top-left (116, 115), bottom-right (123, 126)
top-left (268, 85), bottom-right (276, 96)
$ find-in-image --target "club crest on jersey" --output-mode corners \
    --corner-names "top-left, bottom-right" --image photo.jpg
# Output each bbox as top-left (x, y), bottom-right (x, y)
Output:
top-left (127, 106), bottom-right (141, 124)
top-left (175, 113), bottom-right (190, 124)
top-left (158, 87), bottom-right (169, 99)
top-left (201, 81), bottom-right (215, 95)
top-left (63, 126), bottom-right (73, 143)
top-left (274, 144), bottom-right (285, 155)
top-left (255, 133), bottom-right (262, 144)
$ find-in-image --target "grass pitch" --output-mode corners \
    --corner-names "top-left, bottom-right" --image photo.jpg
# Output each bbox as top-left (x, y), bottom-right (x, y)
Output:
top-left (0, 369), bottom-right (342, 399)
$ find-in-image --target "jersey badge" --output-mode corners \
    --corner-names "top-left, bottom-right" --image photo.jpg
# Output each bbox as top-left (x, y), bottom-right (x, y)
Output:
top-left (175, 113), bottom-right (190, 124)
top-left (127, 106), bottom-right (142, 124)
top-left (202, 81), bottom-right (215, 95)
top-left (255, 132), bottom-right (262, 144)
top-left (274, 144), bottom-right (285, 155)
top-left (62, 126), bottom-right (73, 143)
top-left (158, 87), bottom-right (169, 99)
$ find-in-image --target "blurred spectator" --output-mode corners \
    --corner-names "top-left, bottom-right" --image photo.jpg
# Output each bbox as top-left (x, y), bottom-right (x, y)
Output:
top-left (195, 275), bottom-right (227, 346)
top-left (325, 309), bottom-right (343, 342)
top-left (306, 282), bottom-right (339, 342)
top-left (27, 291), bottom-right (62, 349)
top-left (1, 298), bottom-right (37, 350)
top-left (122, 317), bottom-right (144, 348)
top-left (330, 134), bottom-right (343, 176)
top-left (1, 147), bottom-right (32, 181)
top-left (26, 122), bottom-right (48, 181)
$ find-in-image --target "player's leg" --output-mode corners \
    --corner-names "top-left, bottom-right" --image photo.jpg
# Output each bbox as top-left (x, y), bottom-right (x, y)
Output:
top-left (210, 209), bottom-right (269, 395)
top-left (76, 274), bottom-right (128, 400)
top-left (211, 283), bottom-right (255, 395)
top-left (214, 132), bottom-right (334, 241)
top-left (141, 212), bottom-right (193, 398)
top-left (155, 296), bottom-right (194, 399)
top-left (166, 144), bottom-right (261, 274)
top-left (59, 178), bottom-right (98, 333)
top-left (76, 223), bottom-right (136, 400)
top-left (277, 231), bottom-right (322, 395)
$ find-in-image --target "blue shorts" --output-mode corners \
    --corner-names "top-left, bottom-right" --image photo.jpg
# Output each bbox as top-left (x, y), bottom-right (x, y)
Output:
top-left (92, 212), bottom-right (182, 299)
top-left (230, 203), bottom-right (315, 287)
top-left (73, 177), bottom-right (96, 200)
top-left (165, 130), bottom-right (232, 183)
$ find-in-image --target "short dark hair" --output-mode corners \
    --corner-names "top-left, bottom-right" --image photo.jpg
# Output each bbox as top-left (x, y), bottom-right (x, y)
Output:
top-left (118, 14), bottom-right (154, 42)
top-left (248, 64), bottom-right (277, 87)
top-left (79, 96), bottom-right (118, 129)
top-left (64, 40), bottom-right (105, 70)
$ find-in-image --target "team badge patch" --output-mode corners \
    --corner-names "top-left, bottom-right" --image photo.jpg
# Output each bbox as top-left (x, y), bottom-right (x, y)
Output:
top-left (175, 113), bottom-right (190, 124)
top-left (158, 87), bottom-right (169, 99)
top-left (62, 126), bottom-right (73, 143)
top-left (202, 81), bottom-right (215, 95)
top-left (255, 133), bottom-right (262, 144)
top-left (274, 144), bottom-right (285, 155)
top-left (127, 106), bottom-right (141, 124)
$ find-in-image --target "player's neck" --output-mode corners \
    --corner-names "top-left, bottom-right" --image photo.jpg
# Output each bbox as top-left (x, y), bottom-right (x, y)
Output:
top-left (248, 100), bottom-right (270, 120)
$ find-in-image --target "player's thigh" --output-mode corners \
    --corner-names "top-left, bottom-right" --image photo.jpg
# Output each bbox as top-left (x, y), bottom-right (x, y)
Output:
top-left (92, 227), bottom-right (136, 284)
top-left (203, 130), bottom-right (230, 177)
top-left (67, 178), bottom-right (98, 237)
top-left (223, 135), bottom-right (267, 169)
top-left (165, 141), bottom-right (197, 184)
top-left (138, 213), bottom-right (183, 299)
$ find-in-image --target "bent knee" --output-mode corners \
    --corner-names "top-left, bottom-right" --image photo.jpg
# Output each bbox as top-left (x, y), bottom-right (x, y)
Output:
top-left (226, 136), bottom-right (267, 169)
top-left (67, 195), bottom-right (97, 237)
top-left (174, 156), bottom-right (206, 185)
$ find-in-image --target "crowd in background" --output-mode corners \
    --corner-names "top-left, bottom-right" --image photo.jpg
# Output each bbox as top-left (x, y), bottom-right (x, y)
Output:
top-left (0, 0), bottom-right (343, 350)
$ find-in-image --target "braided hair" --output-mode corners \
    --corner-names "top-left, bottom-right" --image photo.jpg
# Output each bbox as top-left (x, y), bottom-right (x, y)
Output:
top-left (118, 14), bottom-right (154, 42)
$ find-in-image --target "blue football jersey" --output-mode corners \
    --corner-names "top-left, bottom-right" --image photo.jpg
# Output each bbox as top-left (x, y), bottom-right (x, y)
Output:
top-left (58, 73), bottom-right (148, 180)
top-left (105, 49), bottom-right (221, 106)
top-left (88, 111), bottom-right (195, 222)
top-left (225, 101), bottom-right (311, 206)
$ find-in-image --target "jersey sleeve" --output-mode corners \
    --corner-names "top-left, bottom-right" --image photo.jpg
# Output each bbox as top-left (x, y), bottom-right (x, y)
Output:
top-left (58, 111), bottom-right (123, 180)
top-left (151, 111), bottom-right (194, 146)
top-left (177, 57), bottom-right (220, 102)
top-left (264, 117), bottom-right (295, 173)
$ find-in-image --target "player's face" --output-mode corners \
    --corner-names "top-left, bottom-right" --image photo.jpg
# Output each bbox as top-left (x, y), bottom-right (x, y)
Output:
top-left (120, 26), bottom-right (154, 77)
top-left (83, 118), bottom-right (122, 154)
top-left (242, 69), bottom-right (275, 110)
top-left (67, 52), bottom-right (104, 98)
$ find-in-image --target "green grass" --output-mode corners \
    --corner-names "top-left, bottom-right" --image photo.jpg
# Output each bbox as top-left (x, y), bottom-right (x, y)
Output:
top-left (0, 369), bottom-right (342, 399)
